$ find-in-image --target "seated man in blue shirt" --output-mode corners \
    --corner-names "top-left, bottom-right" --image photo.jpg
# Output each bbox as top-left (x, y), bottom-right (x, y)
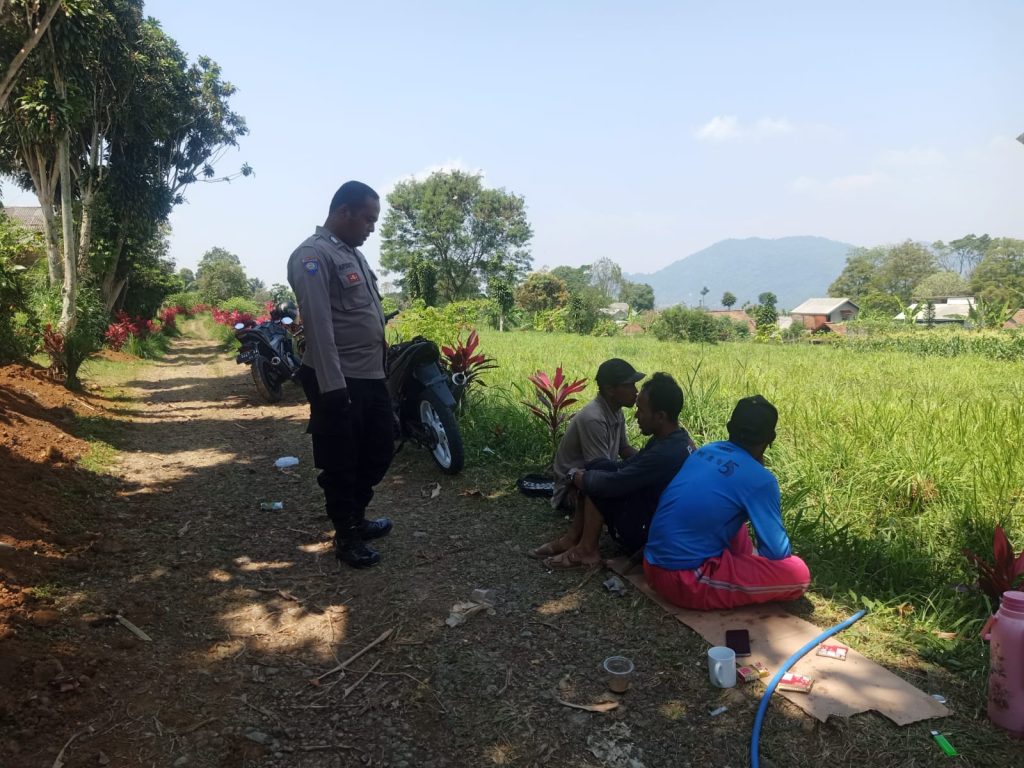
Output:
top-left (533, 373), bottom-right (695, 569)
top-left (644, 395), bottom-right (811, 610)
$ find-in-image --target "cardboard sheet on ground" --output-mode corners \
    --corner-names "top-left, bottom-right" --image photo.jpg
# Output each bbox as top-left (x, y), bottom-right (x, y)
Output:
top-left (607, 557), bottom-right (950, 725)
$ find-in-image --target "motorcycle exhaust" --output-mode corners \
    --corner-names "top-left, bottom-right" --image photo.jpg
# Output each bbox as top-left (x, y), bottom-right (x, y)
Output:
top-left (451, 372), bottom-right (468, 388)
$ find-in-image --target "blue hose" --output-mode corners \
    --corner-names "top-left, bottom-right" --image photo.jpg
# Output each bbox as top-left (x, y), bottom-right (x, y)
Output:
top-left (750, 609), bottom-right (868, 767)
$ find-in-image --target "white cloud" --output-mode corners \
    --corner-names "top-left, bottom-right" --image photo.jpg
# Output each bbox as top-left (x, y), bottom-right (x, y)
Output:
top-left (788, 172), bottom-right (887, 195)
top-left (879, 147), bottom-right (946, 167)
top-left (382, 159), bottom-right (483, 194)
top-left (694, 115), bottom-right (794, 142)
top-left (695, 115), bottom-right (741, 142)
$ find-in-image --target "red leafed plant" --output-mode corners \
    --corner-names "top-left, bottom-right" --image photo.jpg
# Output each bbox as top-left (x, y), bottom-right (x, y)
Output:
top-left (441, 329), bottom-right (497, 399)
top-left (523, 366), bottom-right (588, 462)
top-left (963, 525), bottom-right (1024, 601)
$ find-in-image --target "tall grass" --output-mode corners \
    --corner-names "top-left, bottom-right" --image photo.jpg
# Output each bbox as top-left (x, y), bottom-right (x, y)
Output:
top-left (462, 330), bottom-right (1024, 617)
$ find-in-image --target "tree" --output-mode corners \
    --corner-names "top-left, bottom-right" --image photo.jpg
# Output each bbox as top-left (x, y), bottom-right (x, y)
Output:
top-left (721, 291), bottom-right (736, 309)
top-left (858, 291), bottom-right (901, 317)
top-left (829, 247), bottom-right (883, 299)
top-left (589, 257), bottom-right (624, 302)
top-left (516, 272), bottom-right (568, 313)
top-left (550, 264), bottom-right (591, 296)
top-left (874, 241), bottom-right (937, 302)
top-left (934, 234), bottom-right (991, 277)
top-left (196, 246), bottom-right (247, 302)
top-left (620, 281), bottom-right (655, 311)
top-left (912, 271), bottom-right (969, 300)
top-left (758, 292), bottom-right (777, 308)
top-left (828, 241), bottom-right (936, 303)
top-left (971, 238), bottom-right (1024, 306)
top-left (178, 267), bottom-right (196, 290)
top-left (700, 286), bottom-right (710, 308)
top-left (486, 272), bottom-right (516, 332)
top-left (270, 283), bottom-right (295, 304)
top-left (380, 170), bottom-right (533, 303)
top-left (0, 1), bottom-right (64, 111)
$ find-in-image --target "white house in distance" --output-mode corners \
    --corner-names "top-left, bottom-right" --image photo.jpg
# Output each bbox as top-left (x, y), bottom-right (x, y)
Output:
top-left (895, 296), bottom-right (975, 325)
top-left (789, 297), bottom-right (859, 331)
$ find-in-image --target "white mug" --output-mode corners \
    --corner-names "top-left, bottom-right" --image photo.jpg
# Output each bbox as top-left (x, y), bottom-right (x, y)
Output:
top-left (707, 646), bottom-right (737, 688)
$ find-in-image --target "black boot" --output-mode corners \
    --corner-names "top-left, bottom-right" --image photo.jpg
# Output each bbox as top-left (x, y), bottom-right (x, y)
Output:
top-left (359, 517), bottom-right (393, 540)
top-left (335, 535), bottom-right (380, 569)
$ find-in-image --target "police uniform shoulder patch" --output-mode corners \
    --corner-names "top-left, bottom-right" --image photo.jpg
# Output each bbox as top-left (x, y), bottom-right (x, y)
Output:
top-left (304, 259), bottom-right (319, 274)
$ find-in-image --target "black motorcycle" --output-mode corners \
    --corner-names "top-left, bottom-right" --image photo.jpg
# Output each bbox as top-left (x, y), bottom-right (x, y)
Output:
top-left (234, 311), bottom-right (303, 403)
top-left (387, 334), bottom-right (465, 474)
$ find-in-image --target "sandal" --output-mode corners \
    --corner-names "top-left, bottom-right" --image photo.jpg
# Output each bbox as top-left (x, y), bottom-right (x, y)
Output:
top-left (529, 542), bottom-right (562, 560)
top-left (544, 550), bottom-right (602, 570)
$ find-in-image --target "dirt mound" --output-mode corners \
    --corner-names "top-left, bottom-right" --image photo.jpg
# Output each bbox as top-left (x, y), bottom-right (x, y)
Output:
top-left (0, 362), bottom-right (109, 638)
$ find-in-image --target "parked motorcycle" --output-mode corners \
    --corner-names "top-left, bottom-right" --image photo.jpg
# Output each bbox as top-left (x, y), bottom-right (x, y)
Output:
top-left (234, 307), bottom-right (303, 403)
top-left (387, 331), bottom-right (465, 475)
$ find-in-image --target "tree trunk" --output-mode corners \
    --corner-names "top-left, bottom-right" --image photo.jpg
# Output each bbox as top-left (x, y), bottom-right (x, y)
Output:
top-left (77, 119), bottom-right (101, 273)
top-left (101, 232), bottom-right (127, 313)
top-left (21, 145), bottom-right (61, 284)
top-left (58, 133), bottom-right (77, 334)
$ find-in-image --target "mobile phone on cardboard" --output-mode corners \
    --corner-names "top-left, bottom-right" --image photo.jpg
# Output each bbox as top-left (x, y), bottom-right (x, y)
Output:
top-left (725, 629), bottom-right (751, 657)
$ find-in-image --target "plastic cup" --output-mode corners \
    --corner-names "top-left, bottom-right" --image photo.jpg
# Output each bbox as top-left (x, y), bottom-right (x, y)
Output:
top-left (603, 656), bottom-right (635, 693)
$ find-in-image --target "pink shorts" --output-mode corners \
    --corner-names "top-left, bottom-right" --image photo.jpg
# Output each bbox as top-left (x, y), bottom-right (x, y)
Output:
top-left (644, 527), bottom-right (810, 611)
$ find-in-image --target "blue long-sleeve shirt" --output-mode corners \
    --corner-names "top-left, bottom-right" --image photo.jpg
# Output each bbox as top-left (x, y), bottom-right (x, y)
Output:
top-left (644, 441), bottom-right (792, 570)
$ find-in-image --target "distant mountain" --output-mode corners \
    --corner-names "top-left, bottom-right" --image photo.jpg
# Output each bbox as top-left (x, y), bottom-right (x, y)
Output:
top-left (625, 236), bottom-right (858, 310)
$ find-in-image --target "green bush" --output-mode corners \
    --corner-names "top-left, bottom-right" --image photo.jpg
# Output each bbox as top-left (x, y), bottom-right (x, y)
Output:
top-left (532, 307), bottom-right (568, 333)
top-left (0, 254), bottom-right (34, 361)
top-left (123, 331), bottom-right (172, 359)
top-left (390, 299), bottom-right (492, 344)
top-left (33, 284), bottom-right (109, 387)
top-left (589, 317), bottom-right (620, 337)
top-left (161, 291), bottom-right (205, 312)
top-left (651, 306), bottom-right (737, 344)
top-left (218, 296), bottom-right (262, 317)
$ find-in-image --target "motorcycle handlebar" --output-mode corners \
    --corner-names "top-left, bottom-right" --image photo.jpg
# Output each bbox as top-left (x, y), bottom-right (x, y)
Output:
top-left (385, 310), bottom-right (400, 322)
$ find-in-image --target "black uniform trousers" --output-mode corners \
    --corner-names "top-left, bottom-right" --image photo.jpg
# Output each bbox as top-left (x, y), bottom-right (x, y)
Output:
top-left (298, 366), bottom-right (393, 538)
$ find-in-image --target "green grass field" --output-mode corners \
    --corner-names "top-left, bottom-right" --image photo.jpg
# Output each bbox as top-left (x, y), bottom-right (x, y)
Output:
top-left (455, 329), bottom-right (1024, 673)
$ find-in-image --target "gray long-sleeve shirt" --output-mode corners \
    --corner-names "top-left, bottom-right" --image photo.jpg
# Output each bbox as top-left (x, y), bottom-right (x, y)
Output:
top-left (286, 226), bottom-right (386, 393)
top-left (581, 428), bottom-right (694, 499)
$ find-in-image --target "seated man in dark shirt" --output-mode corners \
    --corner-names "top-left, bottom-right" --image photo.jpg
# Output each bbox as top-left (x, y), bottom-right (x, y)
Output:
top-left (533, 373), bottom-right (696, 569)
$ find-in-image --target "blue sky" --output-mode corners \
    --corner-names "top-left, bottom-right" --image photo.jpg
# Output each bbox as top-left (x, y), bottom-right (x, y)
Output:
top-left (6, 1), bottom-right (1024, 287)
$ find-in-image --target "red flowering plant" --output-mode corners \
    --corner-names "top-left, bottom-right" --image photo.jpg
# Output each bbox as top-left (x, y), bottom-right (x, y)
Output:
top-left (104, 311), bottom-right (150, 351)
top-left (963, 525), bottom-right (1024, 602)
top-left (211, 307), bottom-right (256, 327)
top-left (441, 329), bottom-right (497, 403)
top-left (523, 366), bottom-right (588, 464)
top-left (158, 305), bottom-right (184, 331)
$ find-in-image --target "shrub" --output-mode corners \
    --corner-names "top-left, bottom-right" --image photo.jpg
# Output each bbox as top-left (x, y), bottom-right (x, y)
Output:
top-left (0, 254), bottom-right (34, 361)
top-left (161, 291), bottom-right (204, 313)
top-left (652, 306), bottom-right (734, 344)
top-left (390, 299), bottom-right (492, 344)
top-left (36, 285), bottom-right (109, 387)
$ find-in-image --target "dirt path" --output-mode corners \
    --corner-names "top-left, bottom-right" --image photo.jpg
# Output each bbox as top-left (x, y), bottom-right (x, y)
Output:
top-left (2, 332), bottom-right (1006, 768)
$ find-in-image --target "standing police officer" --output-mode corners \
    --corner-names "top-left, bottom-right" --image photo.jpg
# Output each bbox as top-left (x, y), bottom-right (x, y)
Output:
top-left (287, 181), bottom-right (394, 568)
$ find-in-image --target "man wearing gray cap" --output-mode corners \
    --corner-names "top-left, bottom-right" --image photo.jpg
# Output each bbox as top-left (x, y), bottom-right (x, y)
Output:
top-left (546, 358), bottom-right (644, 514)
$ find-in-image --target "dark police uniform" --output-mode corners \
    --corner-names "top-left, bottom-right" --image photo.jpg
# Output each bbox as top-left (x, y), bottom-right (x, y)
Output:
top-left (286, 226), bottom-right (392, 541)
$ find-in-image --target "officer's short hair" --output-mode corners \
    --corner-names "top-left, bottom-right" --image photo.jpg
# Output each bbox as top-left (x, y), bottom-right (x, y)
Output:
top-left (328, 181), bottom-right (379, 215)
top-left (641, 372), bottom-right (684, 421)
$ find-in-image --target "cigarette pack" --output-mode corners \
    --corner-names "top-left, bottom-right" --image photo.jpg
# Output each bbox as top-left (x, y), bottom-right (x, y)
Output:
top-left (816, 643), bottom-right (848, 661)
top-left (777, 673), bottom-right (814, 693)
top-left (737, 661), bottom-right (770, 683)
top-left (737, 665), bottom-right (760, 683)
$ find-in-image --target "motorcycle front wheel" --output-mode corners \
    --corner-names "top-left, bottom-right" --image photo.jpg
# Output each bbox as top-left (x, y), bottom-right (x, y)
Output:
top-left (251, 356), bottom-right (283, 403)
top-left (417, 389), bottom-right (464, 474)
